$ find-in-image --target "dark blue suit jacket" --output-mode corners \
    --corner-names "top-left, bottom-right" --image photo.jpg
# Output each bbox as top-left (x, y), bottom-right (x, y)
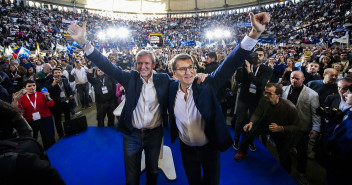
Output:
top-left (168, 45), bottom-right (252, 152)
top-left (87, 49), bottom-right (171, 135)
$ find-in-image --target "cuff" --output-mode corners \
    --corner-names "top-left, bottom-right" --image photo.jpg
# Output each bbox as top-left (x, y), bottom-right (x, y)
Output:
top-left (84, 46), bottom-right (94, 56)
top-left (240, 35), bottom-right (258, 51)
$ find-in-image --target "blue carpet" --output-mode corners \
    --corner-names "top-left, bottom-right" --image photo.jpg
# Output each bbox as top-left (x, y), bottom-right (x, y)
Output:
top-left (47, 127), bottom-right (297, 185)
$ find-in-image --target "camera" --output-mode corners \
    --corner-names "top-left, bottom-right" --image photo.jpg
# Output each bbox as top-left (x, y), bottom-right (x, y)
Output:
top-left (246, 52), bottom-right (259, 65)
top-left (316, 107), bottom-right (345, 124)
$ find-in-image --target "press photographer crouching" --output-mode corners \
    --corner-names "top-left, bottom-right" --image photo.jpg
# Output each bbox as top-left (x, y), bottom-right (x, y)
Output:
top-left (316, 85), bottom-right (352, 185)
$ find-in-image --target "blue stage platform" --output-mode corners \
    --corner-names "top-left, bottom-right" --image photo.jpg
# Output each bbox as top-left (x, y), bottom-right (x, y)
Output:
top-left (47, 127), bottom-right (297, 185)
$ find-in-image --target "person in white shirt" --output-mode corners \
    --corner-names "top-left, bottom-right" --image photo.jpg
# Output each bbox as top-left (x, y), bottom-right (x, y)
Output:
top-left (168, 12), bottom-right (270, 185)
top-left (71, 60), bottom-right (91, 109)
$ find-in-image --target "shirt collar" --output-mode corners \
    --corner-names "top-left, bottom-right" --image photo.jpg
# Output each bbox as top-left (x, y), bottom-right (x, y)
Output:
top-left (140, 73), bottom-right (153, 85)
top-left (177, 83), bottom-right (192, 94)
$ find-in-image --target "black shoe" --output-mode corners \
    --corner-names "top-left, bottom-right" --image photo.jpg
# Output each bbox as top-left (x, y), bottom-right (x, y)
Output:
top-left (233, 140), bottom-right (240, 151)
top-left (249, 144), bottom-right (257, 152)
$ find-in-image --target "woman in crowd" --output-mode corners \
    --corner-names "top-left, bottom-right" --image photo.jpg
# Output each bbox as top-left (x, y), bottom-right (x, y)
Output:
top-left (14, 80), bottom-right (56, 150)
top-left (7, 63), bottom-right (24, 92)
top-left (23, 66), bottom-right (36, 81)
top-left (319, 56), bottom-right (332, 77)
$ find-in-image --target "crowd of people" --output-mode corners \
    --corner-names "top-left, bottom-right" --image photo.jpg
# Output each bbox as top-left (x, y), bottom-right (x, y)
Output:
top-left (0, 0), bottom-right (352, 185)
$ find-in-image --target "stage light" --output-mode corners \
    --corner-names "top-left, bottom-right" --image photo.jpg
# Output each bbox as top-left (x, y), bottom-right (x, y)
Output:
top-left (97, 31), bottom-right (105, 40)
top-left (117, 28), bottom-right (129, 38)
top-left (206, 31), bottom-right (213, 39)
top-left (108, 28), bottom-right (117, 38)
top-left (214, 29), bottom-right (222, 38)
top-left (224, 30), bottom-right (231, 37)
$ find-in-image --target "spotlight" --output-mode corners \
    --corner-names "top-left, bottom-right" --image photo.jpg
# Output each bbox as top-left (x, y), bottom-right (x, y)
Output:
top-left (97, 32), bottom-right (105, 40)
top-left (117, 28), bottom-right (129, 38)
top-left (224, 30), bottom-right (231, 37)
top-left (206, 31), bottom-right (213, 39)
top-left (108, 28), bottom-right (117, 38)
top-left (214, 29), bottom-right (222, 38)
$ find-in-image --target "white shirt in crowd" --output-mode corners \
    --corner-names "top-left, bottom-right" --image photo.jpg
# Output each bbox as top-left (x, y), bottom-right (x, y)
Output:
top-left (71, 66), bottom-right (88, 85)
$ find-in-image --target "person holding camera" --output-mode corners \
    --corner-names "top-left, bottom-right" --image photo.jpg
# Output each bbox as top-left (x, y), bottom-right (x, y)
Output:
top-left (232, 48), bottom-right (273, 151)
top-left (321, 85), bottom-right (352, 185)
top-left (45, 68), bottom-right (74, 138)
top-left (235, 83), bottom-right (300, 174)
top-left (14, 80), bottom-right (56, 150)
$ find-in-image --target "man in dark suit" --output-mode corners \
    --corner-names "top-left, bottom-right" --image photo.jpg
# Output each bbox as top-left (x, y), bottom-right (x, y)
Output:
top-left (45, 68), bottom-right (74, 138)
top-left (324, 77), bottom-right (352, 110)
top-left (232, 48), bottom-right (273, 151)
top-left (168, 12), bottom-right (270, 185)
top-left (68, 23), bottom-right (171, 185)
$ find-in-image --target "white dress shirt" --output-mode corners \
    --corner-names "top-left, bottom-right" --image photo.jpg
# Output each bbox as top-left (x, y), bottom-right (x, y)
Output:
top-left (132, 75), bottom-right (162, 129)
top-left (71, 66), bottom-right (88, 84)
top-left (174, 85), bottom-right (209, 146)
top-left (173, 35), bottom-right (258, 146)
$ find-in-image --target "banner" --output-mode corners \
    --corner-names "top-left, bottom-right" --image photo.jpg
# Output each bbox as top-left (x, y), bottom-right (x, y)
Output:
top-left (180, 41), bottom-right (195, 47)
top-left (332, 34), bottom-right (349, 44)
top-left (18, 47), bottom-right (31, 58)
top-left (234, 23), bottom-right (251, 27)
top-left (258, 36), bottom-right (275, 44)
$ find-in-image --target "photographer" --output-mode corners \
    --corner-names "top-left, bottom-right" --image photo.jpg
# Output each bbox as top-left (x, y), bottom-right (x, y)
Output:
top-left (232, 51), bottom-right (273, 151)
top-left (45, 68), bottom-right (74, 138)
top-left (319, 86), bottom-right (352, 185)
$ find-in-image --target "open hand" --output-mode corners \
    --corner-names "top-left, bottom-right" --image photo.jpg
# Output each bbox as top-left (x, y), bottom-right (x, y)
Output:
top-left (67, 22), bottom-right (87, 45)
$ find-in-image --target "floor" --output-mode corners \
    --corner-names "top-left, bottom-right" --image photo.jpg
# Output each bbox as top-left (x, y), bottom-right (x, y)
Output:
top-left (45, 104), bottom-right (327, 185)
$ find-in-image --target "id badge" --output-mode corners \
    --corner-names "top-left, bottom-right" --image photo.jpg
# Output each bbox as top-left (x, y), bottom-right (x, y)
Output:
top-left (60, 91), bottom-right (65, 98)
top-left (102, 86), bottom-right (108, 94)
top-left (32, 112), bottom-right (41, 121)
top-left (249, 83), bottom-right (257, 94)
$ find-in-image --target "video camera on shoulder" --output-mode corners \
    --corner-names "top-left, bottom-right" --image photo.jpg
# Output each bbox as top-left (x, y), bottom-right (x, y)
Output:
top-left (316, 107), bottom-right (345, 124)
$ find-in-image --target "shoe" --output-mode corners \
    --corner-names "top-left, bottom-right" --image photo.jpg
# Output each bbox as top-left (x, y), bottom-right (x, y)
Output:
top-left (74, 111), bottom-right (82, 115)
top-left (234, 150), bottom-right (248, 162)
top-left (249, 144), bottom-right (256, 152)
top-left (86, 104), bottom-right (92, 108)
top-left (233, 141), bottom-right (239, 151)
top-left (298, 173), bottom-right (309, 185)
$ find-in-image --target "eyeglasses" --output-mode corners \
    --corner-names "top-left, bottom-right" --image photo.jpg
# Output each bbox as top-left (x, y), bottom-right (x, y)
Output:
top-left (263, 91), bottom-right (277, 96)
top-left (174, 65), bottom-right (197, 72)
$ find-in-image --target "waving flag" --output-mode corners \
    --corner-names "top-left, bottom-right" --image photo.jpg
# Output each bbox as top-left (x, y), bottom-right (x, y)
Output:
top-left (36, 42), bottom-right (41, 57)
top-left (18, 47), bottom-right (31, 58)
top-left (13, 46), bottom-right (21, 54)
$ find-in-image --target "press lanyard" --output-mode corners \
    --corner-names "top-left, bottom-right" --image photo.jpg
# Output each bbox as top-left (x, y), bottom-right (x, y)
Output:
top-left (100, 78), bottom-right (105, 86)
top-left (251, 65), bottom-right (260, 76)
top-left (26, 92), bottom-right (37, 111)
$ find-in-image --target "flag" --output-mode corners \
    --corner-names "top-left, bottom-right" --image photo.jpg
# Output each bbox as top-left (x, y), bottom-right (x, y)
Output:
top-left (167, 39), bottom-right (174, 47)
top-left (18, 47), bottom-right (31, 58)
top-left (332, 34), bottom-right (349, 44)
top-left (7, 46), bottom-right (17, 59)
top-left (36, 42), bottom-right (41, 57)
top-left (0, 45), bottom-right (4, 56)
top-left (102, 48), bottom-right (108, 57)
top-left (13, 46), bottom-right (21, 54)
top-left (222, 40), bottom-right (226, 48)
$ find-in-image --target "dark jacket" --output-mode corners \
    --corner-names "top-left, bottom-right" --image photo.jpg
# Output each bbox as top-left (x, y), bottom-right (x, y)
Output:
top-left (168, 45), bottom-right (251, 152)
top-left (86, 49), bottom-right (172, 135)
top-left (45, 76), bottom-right (73, 111)
top-left (236, 64), bottom-right (273, 105)
top-left (204, 62), bottom-right (219, 74)
top-left (87, 73), bottom-right (116, 103)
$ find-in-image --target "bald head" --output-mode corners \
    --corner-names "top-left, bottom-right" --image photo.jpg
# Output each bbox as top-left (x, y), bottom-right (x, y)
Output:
top-left (323, 68), bottom-right (338, 84)
top-left (290, 71), bottom-right (305, 88)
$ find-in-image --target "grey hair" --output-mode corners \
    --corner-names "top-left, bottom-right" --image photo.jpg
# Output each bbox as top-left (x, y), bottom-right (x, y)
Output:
top-left (135, 50), bottom-right (156, 63)
top-left (170, 54), bottom-right (195, 71)
top-left (43, 63), bottom-right (51, 69)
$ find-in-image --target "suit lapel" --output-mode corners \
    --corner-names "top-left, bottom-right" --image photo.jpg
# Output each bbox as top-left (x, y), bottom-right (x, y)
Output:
top-left (296, 86), bottom-right (306, 107)
top-left (135, 75), bottom-right (143, 104)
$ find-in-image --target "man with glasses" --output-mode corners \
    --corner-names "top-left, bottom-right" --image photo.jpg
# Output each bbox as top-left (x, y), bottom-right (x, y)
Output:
top-left (168, 12), bottom-right (270, 185)
top-left (281, 71), bottom-right (320, 185)
top-left (235, 83), bottom-right (299, 174)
